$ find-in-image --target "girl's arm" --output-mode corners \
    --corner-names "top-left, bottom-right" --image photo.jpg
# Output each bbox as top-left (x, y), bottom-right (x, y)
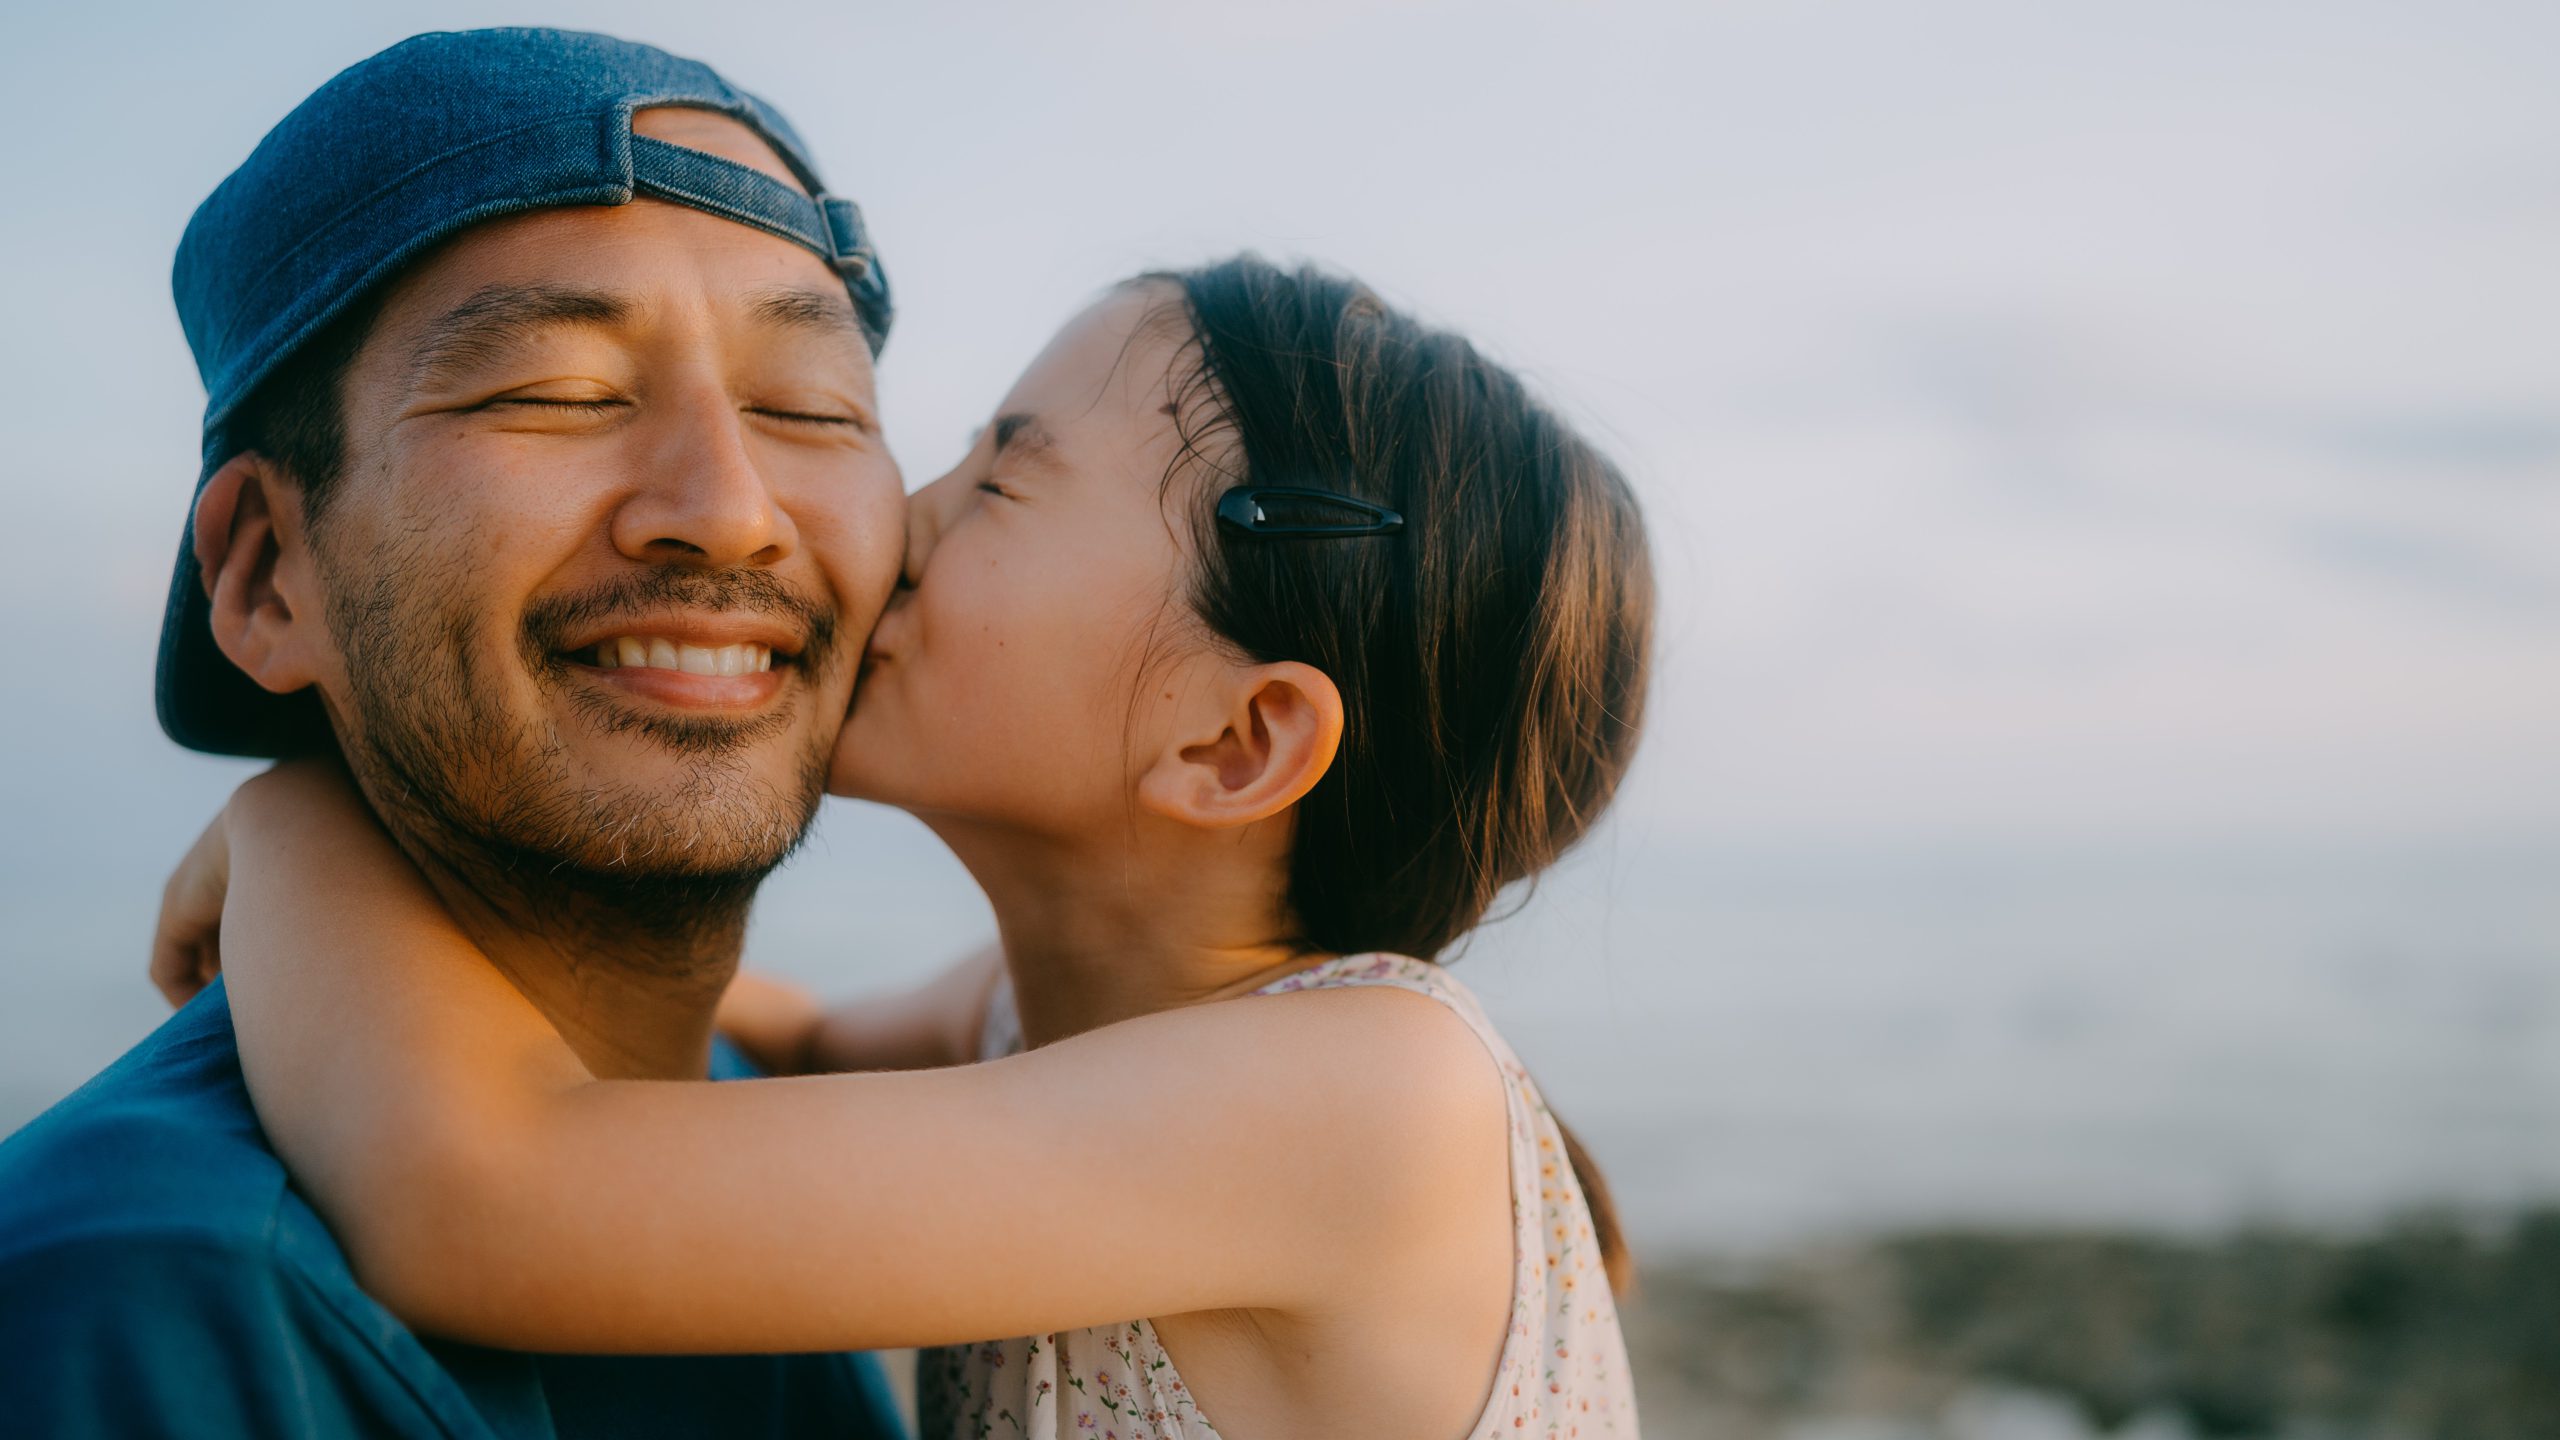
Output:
top-left (216, 764), bottom-right (1505, 1355)
top-left (151, 816), bottom-right (998, 1070)
top-left (804, 943), bottom-right (1005, 1071)
top-left (716, 946), bottom-right (1004, 1076)
top-left (150, 814), bottom-right (231, 1007)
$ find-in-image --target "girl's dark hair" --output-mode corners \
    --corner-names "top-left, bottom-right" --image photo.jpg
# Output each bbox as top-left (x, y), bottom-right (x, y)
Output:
top-left (1149, 256), bottom-right (1654, 1292)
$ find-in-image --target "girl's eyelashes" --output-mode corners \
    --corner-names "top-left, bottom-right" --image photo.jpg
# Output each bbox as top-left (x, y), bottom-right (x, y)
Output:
top-left (976, 480), bottom-right (1015, 500)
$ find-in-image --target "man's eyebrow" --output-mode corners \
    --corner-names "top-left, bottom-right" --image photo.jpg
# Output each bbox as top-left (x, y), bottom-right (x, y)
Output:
top-left (407, 284), bottom-right (629, 387)
top-left (747, 283), bottom-right (861, 335)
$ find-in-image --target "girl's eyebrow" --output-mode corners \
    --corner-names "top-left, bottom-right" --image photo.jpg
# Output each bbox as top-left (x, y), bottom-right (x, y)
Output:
top-left (989, 412), bottom-right (1064, 472)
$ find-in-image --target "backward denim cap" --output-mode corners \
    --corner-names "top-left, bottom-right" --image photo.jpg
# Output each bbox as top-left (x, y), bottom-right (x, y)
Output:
top-left (157, 27), bottom-right (892, 758)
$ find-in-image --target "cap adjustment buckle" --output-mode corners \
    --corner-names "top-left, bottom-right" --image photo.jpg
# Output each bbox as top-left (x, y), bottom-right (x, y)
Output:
top-left (626, 133), bottom-right (893, 348)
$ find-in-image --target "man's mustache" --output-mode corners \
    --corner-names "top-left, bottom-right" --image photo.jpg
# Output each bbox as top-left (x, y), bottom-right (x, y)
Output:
top-left (519, 568), bottom-right (841, 674)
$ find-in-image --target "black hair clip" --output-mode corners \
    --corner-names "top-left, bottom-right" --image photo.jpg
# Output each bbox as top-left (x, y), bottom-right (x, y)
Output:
top-left (1215, 486), bottom-right (1405, 539)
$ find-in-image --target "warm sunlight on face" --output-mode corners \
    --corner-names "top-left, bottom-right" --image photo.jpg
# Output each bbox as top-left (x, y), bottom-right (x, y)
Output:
top-left (298, 111), bottom-right (905, 878)
top-left (827, 284), bottom-right (1217, 837)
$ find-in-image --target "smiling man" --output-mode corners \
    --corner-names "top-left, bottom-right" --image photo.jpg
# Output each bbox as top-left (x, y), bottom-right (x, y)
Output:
top-left (0, 30), bottom-right (908, 1438)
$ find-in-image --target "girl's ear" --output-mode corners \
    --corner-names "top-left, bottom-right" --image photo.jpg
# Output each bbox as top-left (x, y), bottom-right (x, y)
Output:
top-left (1136, 661), bottom-right (1344, 831)
top-left (196, 452), bottom-right (329, 697)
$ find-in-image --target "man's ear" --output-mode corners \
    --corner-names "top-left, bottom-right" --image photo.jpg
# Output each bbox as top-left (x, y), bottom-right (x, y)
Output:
top-left (194, 452), bottom-right (327, 697)
top-left (1136, 661), bottom-right (1345, 831)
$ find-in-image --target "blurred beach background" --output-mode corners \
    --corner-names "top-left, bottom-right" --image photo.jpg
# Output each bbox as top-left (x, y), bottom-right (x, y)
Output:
top-left (3, 3), bottom-right (2555, 1435)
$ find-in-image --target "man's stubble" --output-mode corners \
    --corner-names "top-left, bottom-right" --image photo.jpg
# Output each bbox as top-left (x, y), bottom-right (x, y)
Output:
top-left (312, 517), bottom-right (841, 967)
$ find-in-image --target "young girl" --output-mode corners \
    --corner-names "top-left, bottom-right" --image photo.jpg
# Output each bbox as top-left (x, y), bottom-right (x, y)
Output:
top-left (179, 256), bottom-right (1654, 1439)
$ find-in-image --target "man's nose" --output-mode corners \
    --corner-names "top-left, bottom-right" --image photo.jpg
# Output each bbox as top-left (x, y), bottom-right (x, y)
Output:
top-left (611, 387), bottom-right (797, 568)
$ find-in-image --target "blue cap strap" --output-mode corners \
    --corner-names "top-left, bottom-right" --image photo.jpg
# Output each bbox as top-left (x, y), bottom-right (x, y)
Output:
top-left (627, 133), bottom-right (890, 348)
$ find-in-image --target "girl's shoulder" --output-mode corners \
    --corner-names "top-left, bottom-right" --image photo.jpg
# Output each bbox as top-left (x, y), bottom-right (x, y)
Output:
top-left (985, 954), bottom-right (1513, 1208)
top-left (1251, 952), bottom-right (1522, 1076)
top-left (1233, 955), bottom-right (1519, 1209)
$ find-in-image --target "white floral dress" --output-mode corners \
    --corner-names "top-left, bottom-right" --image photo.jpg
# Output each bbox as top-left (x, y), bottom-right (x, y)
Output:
top-left (918, 953), bottom-right (1638, 1439)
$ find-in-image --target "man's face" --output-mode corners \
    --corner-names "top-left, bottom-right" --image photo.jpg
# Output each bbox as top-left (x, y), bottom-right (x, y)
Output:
top-left (291, 112), bottom-right (903, 888)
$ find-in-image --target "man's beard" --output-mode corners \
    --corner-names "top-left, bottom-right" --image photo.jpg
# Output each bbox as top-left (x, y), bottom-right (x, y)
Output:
top-left (317, 541), bottom-right (840, 953)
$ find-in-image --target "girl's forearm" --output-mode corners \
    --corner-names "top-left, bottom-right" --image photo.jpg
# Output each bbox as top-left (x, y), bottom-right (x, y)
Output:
top-left (805, 943), bottom-right (1004, 1072)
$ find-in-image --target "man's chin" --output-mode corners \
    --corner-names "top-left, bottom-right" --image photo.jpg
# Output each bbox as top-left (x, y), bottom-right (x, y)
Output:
top-left (510, 785), bottom-right (817, 883)
top-left (578, 738), bottom-right (807, 791)
top-left (562, 715), bottom-right (823, 781)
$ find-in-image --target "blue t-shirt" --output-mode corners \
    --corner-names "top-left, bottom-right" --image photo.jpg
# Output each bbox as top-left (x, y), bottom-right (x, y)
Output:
top-left (0, 981), bottom-right (906, 1439)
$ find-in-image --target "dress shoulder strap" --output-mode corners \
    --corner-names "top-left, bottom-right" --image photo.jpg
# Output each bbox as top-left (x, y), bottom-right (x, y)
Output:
top-left (1251, 953), bottom-right (1524, 1067)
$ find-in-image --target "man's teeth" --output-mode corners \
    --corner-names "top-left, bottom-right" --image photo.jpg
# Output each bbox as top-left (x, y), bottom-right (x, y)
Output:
top-left (588, 639), bottom-right (776, 676)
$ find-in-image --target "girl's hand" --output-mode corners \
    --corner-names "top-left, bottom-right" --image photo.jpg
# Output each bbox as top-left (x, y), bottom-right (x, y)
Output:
top-left (151, 812), bottom-right (233, 1008)
top-left (714, 971), bottom-right (822, 1076)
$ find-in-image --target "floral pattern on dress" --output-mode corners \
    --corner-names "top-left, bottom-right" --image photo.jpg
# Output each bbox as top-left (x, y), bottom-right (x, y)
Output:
top-left (917, 953), bottom-right (1638, 1438)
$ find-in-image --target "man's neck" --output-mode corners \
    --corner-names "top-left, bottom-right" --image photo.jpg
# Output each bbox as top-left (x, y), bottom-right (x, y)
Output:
top-left (396, 835), bottom-right (754, 1081)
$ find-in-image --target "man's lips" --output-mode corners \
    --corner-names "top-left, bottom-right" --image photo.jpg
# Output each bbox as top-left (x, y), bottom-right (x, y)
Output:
top-left (579, 662), bottom-right (787, 710)
top-left (556, 613), bottom-right (810, 712)
top-left (558, 611), bottom-right (807, 660)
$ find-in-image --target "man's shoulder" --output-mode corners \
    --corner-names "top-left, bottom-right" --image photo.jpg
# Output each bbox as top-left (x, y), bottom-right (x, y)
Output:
top-left (0, 983), bottom-right (306, 1266)
top-left (0, 988), bottom-right (501, 1437)
top-left (0, 993), bottom-right (907, 1440)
